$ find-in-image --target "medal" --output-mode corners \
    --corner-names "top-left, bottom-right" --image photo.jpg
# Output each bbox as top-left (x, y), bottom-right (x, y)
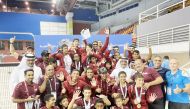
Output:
top-left (120, 83), bottom-right (127, 98)
top-left (25, 101), bottom-right (33, 109)
top-left (34, 99), bottom-right (40, 109)
top-left (137, 104), bottom-right (141, 108)
top-left (135, 86), bottom-right (142, 105)
top-left (83, 99), bottom-right (91, 109)
top-left (136, 97), bottom-right (141, 103)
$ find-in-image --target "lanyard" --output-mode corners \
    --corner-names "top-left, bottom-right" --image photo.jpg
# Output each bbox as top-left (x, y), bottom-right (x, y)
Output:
top-left (83, 99), bottom-right (91, 109)
top-left (24, 81), bottom-right (39, 109)
top-left (43, 62), bottom-right (46, 69)
top-left (120, 84), bottom-right (127, 98)
top-left (100, 80), bottom-right (108, 94)
top-left (135, 86), bottom-right (142, 103)
top-left (49, 76), bottom-right (57, 92)
top-left (75, 61), bottom-right (80, 70)
top-left (169, 71), bottom-right (178, 87)
top-left (24, 81), bottom-right (37, 96)
top-left (25, 102), bottom-right (33, 109)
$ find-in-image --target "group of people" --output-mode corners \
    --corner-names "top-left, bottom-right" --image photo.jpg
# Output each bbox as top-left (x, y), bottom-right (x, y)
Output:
top-left (9, 28), bottom-right (190, 109)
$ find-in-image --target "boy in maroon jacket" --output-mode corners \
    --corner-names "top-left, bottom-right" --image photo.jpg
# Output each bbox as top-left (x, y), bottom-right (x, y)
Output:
top-left (111, 95), bottom-right (129, 109)
top-left (128, 73), bottom-right (157, 109)
top-left (40, 94), bottom-right (60, 109)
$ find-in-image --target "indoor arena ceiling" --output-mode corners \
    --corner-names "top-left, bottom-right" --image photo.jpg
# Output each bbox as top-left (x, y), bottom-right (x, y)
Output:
top-left (0, 0), bottom-right (138, 15)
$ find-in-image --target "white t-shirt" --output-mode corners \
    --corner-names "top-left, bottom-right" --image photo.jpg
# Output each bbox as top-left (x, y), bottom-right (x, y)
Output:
top-left (64, 54), bottom-right (72, 74)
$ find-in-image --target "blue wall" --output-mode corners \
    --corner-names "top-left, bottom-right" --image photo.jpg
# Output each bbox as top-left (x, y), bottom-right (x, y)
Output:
top-left (0, 10), bottom-right (98, 36)
top-left (34, 35), bottom-right (132, 57)
top-left (0, 12), bottom-right (66, 35)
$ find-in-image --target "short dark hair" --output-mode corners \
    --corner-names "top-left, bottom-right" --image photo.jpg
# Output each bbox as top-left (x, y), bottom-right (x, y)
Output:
top-left (163, 56), bottom-right (169, 59)
top-left (71, 69), bottom-right (80, 74)
top-left (129, 45), bottom-right (135, 48)
top-left (105, 61), bottom-right (112, 69)
top-left (86, 67), bottom-right (93, 72)
top-left (105, 61), bottom-right (111, 65)
top-left (41, 50), bottom-right (50, 57)
top-left (83, 86), bottom-right (91, 91)
top-left (49, 57), bottom-right (57, 64)
top-left (73, 38), bottom-right (79, 42)
top-left (93, 41), bottom-right (98, 44)
top-left (99, 67), bottom-right (107, 74)
top-left (134, 73), bottom-right (144, 80)
top-left (26, 46), bottom-right (34, 51)
top-left (61, 44), bottom-right (68, 48)
top-left (133, 50), bottom-right (140, 54)
top-left (113, 46), bottom-right (119, 49)
top-left (118, 71), bottom-right (126, 77)
top-left (24, 69), bottom-right (34, 75)
top-left (87, 44), bottom-right (92, 48)
top-left (89, 54), bottom-right (97, 60)
top-left (57, 95), bottom-right (68, 105)
top-left (95, 98), bottom-right (105, 105)
top-left (44, 94), bottom-right (54, 102)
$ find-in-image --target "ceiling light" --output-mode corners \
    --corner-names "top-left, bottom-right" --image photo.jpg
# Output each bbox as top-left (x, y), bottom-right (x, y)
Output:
top-left (0, 0), bottom-right (2, 3)
top-left (27, 7), bottom-right (30, 10)
top-left (52, 0), bottom-right (56, 4)
top-left (2, 5), bottom-right (6, 9)
top-left (52, 4), bottom-right (55, 8)
top-left (25, 1), bottom-right (29, 5)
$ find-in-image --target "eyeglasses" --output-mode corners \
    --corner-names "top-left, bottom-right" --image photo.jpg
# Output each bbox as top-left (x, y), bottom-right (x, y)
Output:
top-left (154, 60), bottom-right (161, 62)
top-left (113, 48), bottom-right (119, 50)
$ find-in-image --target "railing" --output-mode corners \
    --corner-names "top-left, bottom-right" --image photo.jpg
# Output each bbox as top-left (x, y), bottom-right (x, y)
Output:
top-left (139, 0), bottom-right (189, 24)
top-left (0, 63), bottom-right (19, 109)
top-left (137, 24), bottom-right (190, 47)
top-left (181, 61), bottom-right (190, 69)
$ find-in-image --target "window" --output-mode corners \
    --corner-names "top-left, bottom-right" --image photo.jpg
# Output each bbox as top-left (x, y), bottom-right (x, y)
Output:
top-left (8, 41), bottom-right (23, 50)
top-left (112, 0), bottom-right (121, 4)
top-left (40, 21), bottom-right (67, 35)
top-left (0, 41), bottom-right (5, 50)
top-left (26, 41), bottom-right (34, 48)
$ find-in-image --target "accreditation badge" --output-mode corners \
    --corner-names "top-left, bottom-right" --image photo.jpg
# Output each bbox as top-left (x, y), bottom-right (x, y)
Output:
top-left (167, 87), bottom-right (172, 95)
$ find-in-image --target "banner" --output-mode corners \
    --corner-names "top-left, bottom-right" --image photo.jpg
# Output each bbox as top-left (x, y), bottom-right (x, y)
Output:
top-left (34, 34), bottom-right (132, 57)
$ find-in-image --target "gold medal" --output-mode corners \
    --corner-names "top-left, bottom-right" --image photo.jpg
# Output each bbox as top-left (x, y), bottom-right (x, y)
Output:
top-left (137, 104), bottom-right (141, 108)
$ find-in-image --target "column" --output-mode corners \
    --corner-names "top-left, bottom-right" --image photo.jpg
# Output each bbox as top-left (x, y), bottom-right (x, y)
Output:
top-left (66, 12), bottom-right (74, 35)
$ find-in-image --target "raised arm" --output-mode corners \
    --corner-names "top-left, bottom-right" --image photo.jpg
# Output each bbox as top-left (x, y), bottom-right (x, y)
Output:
top-left (143, 68), bottom-right (163, 90)
top-left (39, 75), bottom-right (49, 93)
top-left (68, 90), bottom-right (81, 109)
top-left (145, 46), bottom-right (152, 61)
top-left (81, 29), bottom-right (91, 47)
top-left (10, 36), bottom-right (20, 59)
top-left (100, 28), bottom-right (110, 53)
